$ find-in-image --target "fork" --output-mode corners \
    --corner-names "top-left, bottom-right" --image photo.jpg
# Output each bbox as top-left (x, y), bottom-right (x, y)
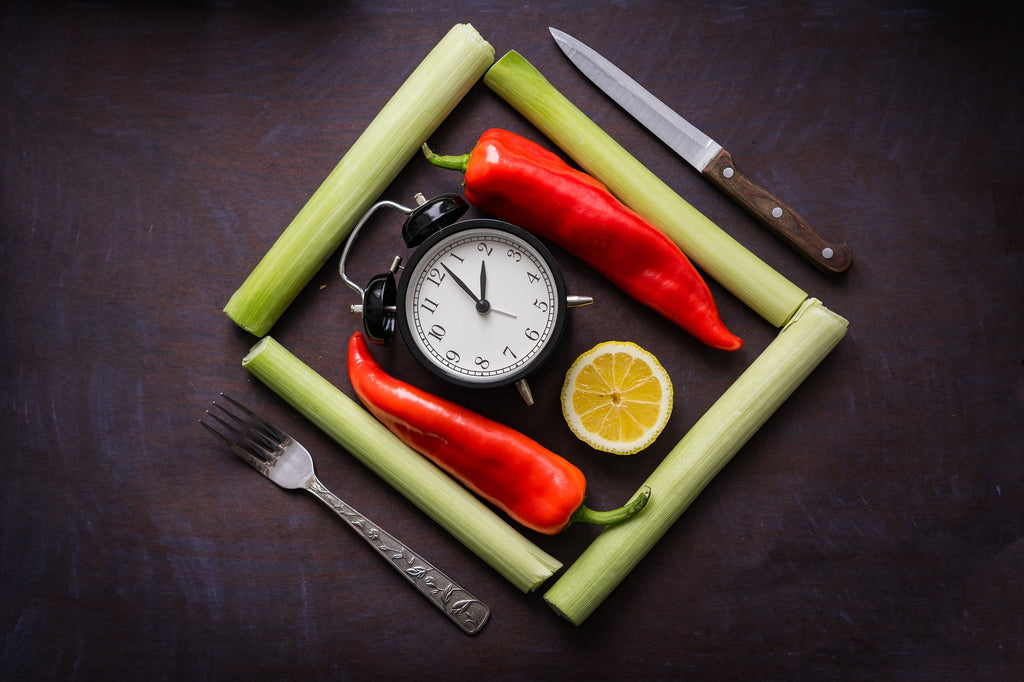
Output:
top-left (199, 393), bottom-right (490, 635)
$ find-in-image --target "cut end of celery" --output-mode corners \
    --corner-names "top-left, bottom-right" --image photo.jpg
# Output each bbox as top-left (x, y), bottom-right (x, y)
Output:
top-left (224, 298), bottom-right (271, 338)
top-left (241, 336), bottom-right (270, 364)
top-left (456, 22), bottom-right (494, 57)
top-left (543, 596), bottom-right (578, 625)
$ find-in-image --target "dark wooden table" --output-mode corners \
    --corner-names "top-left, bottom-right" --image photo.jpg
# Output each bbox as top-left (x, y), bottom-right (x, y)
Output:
top-left (3, 1), bottom-right (1021, 679)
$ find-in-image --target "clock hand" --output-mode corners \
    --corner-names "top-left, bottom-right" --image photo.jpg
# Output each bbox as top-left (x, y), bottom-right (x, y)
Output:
top-left (488, 307), bottom-right (518, 319)
top-left (440, 262), bottom-right (482, 304)
top-left (439, 261), bottom-right (517, 317)
top-left (479, 260), bottom-right (487, 302)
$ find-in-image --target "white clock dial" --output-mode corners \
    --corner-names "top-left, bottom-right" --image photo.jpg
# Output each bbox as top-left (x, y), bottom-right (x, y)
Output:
top-left (397, 220), bottom-right (566, 387)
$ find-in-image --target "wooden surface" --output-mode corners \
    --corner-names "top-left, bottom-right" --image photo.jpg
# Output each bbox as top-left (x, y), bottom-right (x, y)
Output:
top-left (3, 1), bottom-right (1021, 679)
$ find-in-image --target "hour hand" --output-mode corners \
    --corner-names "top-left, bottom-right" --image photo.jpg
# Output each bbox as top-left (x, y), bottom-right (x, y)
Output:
top-left (440, 263), bottom-right (481, 303)
top-left (440, 262), bottom-right (517, 318)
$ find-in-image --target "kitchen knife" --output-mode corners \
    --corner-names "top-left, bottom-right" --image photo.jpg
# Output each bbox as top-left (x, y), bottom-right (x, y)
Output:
top-left (549, 27), bottom-right (852, 275)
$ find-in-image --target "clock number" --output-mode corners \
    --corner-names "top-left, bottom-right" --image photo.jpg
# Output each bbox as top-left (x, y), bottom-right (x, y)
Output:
top-left (524, 327), bottom-right (541, 341)
top-left (445, 349), bottom-right (461, 363)
top-left (526, 271), bottom-right (540, 285)
top-left (506, 248), bottom-right (522, 262)
top-left (426, 267), bottom-right (446, 287)
top-left (448, 252), bottom-right (465, 263)
top-left (532, 298), bottom-right (549, 313)
top-left (420, 297), bottom-right (439, 314)
top-left (428, 324), bottom-right (446, 342)
top-left (503, 346), bottom-right (518, 359)
top-left (477, 242), bottom-right (493, 257)
top-left (474, 356), bottom-right (490, 370)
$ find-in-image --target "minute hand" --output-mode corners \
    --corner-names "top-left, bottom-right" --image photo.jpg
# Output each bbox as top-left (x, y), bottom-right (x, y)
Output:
top-left (440, 263), bottom-right (481, 304)
top-left (549, 27), bottom-right (851, 275)
top-left (439, 263), bottom-right (517, 319)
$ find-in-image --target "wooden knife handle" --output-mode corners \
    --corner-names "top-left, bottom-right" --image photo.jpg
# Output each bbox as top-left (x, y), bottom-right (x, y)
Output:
top-left (703, 148), bottom-right (852, 275)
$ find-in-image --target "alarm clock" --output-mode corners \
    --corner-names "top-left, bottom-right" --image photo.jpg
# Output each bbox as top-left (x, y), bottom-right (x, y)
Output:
top-left (340, 193), bottom-right (591, 405)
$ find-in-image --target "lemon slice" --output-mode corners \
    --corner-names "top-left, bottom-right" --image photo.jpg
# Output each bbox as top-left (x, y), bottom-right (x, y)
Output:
top-left (561, 341), bottom-right (673, 455)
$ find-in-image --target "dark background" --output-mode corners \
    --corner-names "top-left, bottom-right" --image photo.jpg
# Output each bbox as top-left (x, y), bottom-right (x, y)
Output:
top-left (3, 1), bottom-right (1021, 679)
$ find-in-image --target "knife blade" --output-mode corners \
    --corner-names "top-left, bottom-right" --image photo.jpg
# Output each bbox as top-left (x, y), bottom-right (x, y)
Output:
top-left (549, 27), bottom-right (852, 275)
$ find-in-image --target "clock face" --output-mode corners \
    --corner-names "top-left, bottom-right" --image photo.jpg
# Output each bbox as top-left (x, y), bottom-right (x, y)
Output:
top-left (396, 219), bottom-right (567, 387)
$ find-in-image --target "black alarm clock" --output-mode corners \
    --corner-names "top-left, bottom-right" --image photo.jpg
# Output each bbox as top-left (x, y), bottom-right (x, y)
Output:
top-left (339, 194), bottom-right (591, 405)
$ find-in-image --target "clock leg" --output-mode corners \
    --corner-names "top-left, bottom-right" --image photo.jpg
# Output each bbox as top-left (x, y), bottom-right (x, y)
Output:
top-left (515, 379), bottom-right (535, 406)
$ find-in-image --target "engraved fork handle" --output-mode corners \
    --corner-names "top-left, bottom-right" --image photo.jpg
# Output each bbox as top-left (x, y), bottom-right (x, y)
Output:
top-left (305, 476), bottom-right (490, 635)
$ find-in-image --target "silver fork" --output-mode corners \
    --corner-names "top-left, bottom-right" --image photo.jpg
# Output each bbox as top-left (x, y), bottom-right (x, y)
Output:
top-left (200, 393), bottom-right (490, 635)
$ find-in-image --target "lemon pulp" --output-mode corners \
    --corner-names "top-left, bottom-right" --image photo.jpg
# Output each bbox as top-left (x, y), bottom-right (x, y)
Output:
top-left (560, 341), bottom-right (673, 455)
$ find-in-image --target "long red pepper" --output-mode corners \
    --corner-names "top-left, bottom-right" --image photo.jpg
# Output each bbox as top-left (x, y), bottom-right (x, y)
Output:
top-left (423, 128), bottom-right (742, 351)
top-left (347, 332), bottom-right (649, 535)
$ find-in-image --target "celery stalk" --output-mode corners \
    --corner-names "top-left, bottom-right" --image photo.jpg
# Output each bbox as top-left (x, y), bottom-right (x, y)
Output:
top-left (484, 51), bottom-right (807, 328)
top-left (242, 336), bottom-right (562, 592)
top-left (225, 24), bottom-right (495, 337)
top-left (543, 299), bottom-right (848, 624)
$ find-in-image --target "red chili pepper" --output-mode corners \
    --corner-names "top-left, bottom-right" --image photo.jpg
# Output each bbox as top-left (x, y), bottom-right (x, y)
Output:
top-left (423, 128), bottom-right (742, 351)
top-left (347, 332), bottom-right (649, 535)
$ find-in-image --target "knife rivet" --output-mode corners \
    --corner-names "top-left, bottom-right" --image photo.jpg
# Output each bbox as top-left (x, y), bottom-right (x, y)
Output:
top-left (771, 207), bottom-right (784, 218)
top-left (822, 247), bottom-right (835, 259)
top-left (723, 167), bottom-right (734, 179)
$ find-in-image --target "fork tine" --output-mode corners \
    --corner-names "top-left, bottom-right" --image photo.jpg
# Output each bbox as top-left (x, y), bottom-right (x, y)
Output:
top-left (199, 410), bottom-right (273, 470)
top-left (198, 416), bottom-right (234, 449)
top-left (217, 393), bottom-right (288, 445)
top-left (208, 404), bottom-right (276, 455)
top-left (199, 394), bottom-right (284, 469)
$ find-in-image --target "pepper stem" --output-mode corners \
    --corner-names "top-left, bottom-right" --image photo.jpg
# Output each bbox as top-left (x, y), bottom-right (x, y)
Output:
top-left (421, 142), bottom-right (470, 173)
top-left (568, 486), bottom-right (651, 528)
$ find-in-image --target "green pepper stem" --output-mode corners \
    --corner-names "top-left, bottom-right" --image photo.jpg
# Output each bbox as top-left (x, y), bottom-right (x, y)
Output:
top-left (568, 486), bottom-right (651, 528)
top-left (422, 142), bottom-right (470, 173)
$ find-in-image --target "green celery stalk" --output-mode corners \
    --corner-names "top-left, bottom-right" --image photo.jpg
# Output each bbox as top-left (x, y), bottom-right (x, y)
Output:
top-left (225, 24), bottom-right (495, 337)
top-left (543, 299), bottom-right (848, 624)
top-left (484, 50), bottom-right (807, 328)
top-left (242, 336), bottom-right (562, 592)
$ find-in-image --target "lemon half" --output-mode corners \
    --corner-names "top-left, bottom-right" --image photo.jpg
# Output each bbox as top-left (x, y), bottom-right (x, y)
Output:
top-left (560, 341), bottom-right (673, 455)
